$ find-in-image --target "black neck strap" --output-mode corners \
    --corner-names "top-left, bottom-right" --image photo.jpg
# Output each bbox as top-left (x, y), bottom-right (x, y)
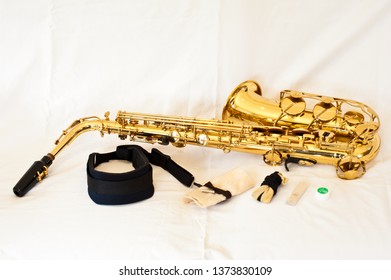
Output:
top-left (87, 145), bottom-right (194, 205)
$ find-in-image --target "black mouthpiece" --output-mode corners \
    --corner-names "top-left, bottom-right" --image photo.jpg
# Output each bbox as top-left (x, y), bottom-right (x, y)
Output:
top-left (13, 154), bottom-right (54, 197)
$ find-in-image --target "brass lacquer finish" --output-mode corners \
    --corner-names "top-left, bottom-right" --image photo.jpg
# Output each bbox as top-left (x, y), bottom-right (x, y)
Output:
top-left (51, 81), bottom-right (379, 180)
top-left (223, 81), bottom-right (380, 179)
top-left (13, 80), bottom-right (381, 197)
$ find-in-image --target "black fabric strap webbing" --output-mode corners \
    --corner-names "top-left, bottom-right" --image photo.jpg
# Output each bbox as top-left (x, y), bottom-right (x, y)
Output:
top-left (193, 181), bottom-right (232, 200)
top-left (256, 171), bottom-right (282, 202)
top-left (87, 145), bottom-right (194, 205)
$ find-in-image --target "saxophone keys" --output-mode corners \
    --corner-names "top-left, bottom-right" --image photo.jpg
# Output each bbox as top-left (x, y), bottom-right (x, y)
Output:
top-left (263, 149), bottom-right (283, 166)
top-left (170, 130), bottom-right (181, 143)
top-left (317, 130), bottom-right (336, 143)
top-left (196, 133), bottom-right (209, 146)
top-left (343, 111), bottom-right (365, 126)
top-left (280, 92), bottom-right (306, 116)
top-left (336, 156), bottom-right (366, 180)
top-left (321, 96), bottom-right (335, 103)
top-left (353, 122), bottom-right (379, 142)
top-left (292, 128), bottom-right (310, 136)
top-left (268, 126), bottom-right (284, 136)
top-left (169, 130), bottom-right (187, 147)
top-left (313, 101), bottom-right (338, 122)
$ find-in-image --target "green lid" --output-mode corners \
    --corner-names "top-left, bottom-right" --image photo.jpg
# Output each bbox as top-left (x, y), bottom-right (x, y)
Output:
top-left (317, 187), bottom-right (329, 194)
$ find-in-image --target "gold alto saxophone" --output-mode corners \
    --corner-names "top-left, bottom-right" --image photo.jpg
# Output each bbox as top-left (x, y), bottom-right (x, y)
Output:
top-left (13, 81), bottom-right (380, 197)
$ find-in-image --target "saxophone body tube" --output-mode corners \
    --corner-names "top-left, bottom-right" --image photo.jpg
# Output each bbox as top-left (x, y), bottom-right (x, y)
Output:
top-left (12, 80), bottom-right (381, 197)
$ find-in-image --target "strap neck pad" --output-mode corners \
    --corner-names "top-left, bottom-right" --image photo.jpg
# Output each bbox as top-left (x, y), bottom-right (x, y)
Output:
top-left (87, 145), bottom-right (194, 205)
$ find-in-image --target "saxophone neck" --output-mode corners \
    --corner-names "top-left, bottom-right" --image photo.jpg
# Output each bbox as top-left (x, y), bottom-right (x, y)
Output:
top-left (51, 114), bottom-right (110, 157)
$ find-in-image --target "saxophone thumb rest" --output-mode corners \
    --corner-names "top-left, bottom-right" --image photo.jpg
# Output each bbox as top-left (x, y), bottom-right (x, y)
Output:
top-left (12, 80), bottom-right (381, 196)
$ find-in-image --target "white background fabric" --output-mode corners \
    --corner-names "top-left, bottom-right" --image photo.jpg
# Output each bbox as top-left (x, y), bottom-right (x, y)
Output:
top-left (1, 0), bottom-right (391, 260)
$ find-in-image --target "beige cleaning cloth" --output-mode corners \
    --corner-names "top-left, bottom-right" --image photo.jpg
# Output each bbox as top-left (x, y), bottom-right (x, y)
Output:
top-left (183, 168), bottom-right (254, 208)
